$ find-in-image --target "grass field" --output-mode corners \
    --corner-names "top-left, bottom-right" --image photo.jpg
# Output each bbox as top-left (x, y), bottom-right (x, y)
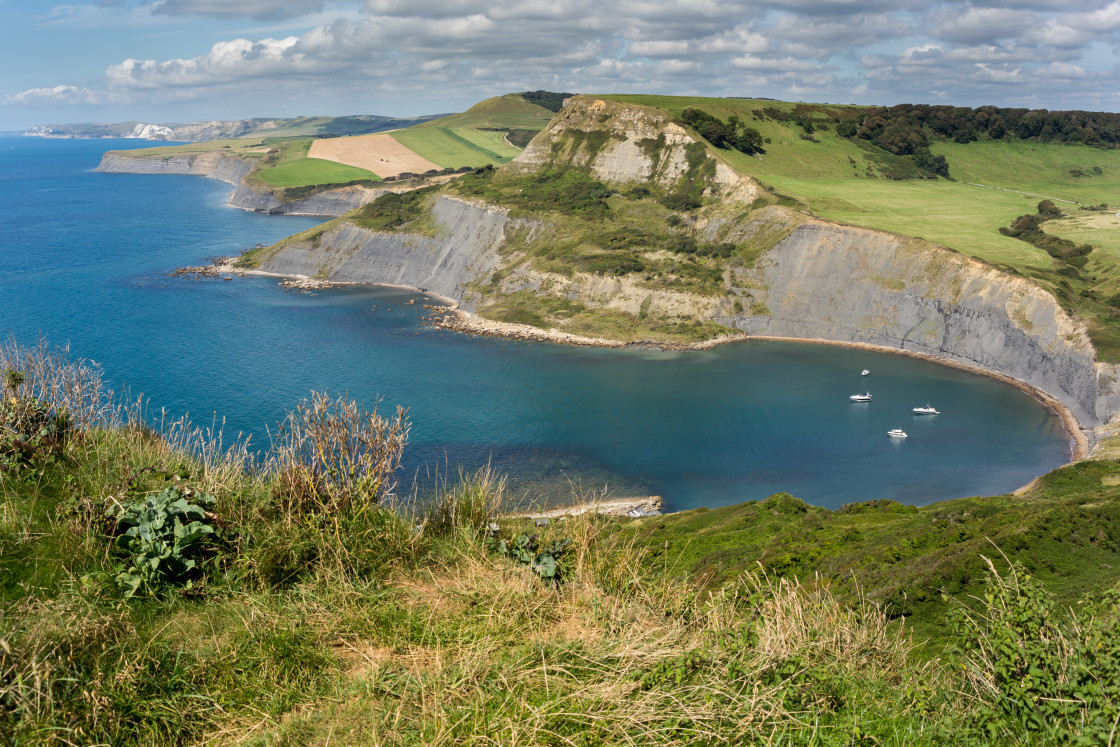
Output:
top-left (761, 175), bottom-right (1052, 266)
top-left (252, 157), bottom-right (379, 187)
top-left (413, 93), bottom-right (556, 131)
top-left (114, 138), bottom-right (271, 158)
top-left (1045, 212), bottom-right (1120, 259)
top-left (931, 140), bottom-right (1120, 207)
top-left (390, 126), bottom-right (519, 168)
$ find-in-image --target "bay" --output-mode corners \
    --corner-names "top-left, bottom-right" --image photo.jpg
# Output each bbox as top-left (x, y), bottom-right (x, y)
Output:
top-left (0, 136), bottom-right (1070, 511)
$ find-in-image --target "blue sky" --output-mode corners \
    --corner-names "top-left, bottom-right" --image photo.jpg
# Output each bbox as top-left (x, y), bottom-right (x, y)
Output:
top-left (2, 0), bottom-right (1119, 130)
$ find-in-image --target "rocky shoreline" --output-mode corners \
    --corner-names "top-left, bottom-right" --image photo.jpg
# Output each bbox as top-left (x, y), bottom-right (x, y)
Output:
top-left (504, 495), bottom-right (663, 520)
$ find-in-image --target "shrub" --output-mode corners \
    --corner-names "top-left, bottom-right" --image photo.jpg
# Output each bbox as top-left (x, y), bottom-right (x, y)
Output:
top-left (270, 391), bottom-right (410, 517)
top-left (660, 192), bottom-right (702, 211)
top-left (950, 556), bottom-right (1120, 742)
top-left (1, 367), bottom-right (72, 475)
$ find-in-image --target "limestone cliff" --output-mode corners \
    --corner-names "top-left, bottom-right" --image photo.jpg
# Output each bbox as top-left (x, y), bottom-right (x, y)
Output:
top-left (241, 95), bottom-right (1120, 437)
top-left (250, 196), bottom-right (517, 302)
top-left (508, 95), bottom-right (762, 204)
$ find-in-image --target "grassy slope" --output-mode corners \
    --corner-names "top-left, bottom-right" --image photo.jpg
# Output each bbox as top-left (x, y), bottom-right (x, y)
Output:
top-left (386, 95), bottom-right (553, 168)
top-left (253, 157), bottom-right (380, 187)
top-left (411, 93), bottom-right (555, 131)
top-left (605, 93), bottom-right (1120, 267)
top-left (3, 339), bottom-right (1119, 744)
top-left (113, 138), bottom-right (270, 158)
top-left (390, 127), bottom-right (518, 169)
top-left (615, 459), bottom-right (1120, 647)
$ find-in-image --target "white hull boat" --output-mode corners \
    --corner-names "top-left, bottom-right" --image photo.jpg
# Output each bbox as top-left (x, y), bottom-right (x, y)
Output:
top-left (850, 392), bottom-right (872, 402)
top-left (913, 405), bottom-right (939, 415)
top-left (888, 428), bottom-right (908, 438)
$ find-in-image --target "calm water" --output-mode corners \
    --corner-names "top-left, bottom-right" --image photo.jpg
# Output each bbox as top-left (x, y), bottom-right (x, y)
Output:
top-left (0, 136), bottom-right (1071, 511)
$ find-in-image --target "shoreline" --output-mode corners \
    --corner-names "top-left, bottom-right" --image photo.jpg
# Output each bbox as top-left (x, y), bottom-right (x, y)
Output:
top-left (504, 496), bottom-right (663, 520)
top-left (437, 307), bottom-right (1090, 463)
top-left (183, 264), bottom-right (1089, 469)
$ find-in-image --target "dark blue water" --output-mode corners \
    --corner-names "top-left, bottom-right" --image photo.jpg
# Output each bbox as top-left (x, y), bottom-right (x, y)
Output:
top-left (0, 136), bottom-right (1071, 511)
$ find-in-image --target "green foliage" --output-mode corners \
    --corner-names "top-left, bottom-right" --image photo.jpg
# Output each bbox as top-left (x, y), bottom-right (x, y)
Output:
top-left (351, 185), bottom-right (440, 231)
top-left (681, 107), bottom-right (766, 155)
top-left (452, 165), bottom-right (613, 218)
top-left (1000, 199), bottom-right (1094, 261)
top-left (106, 486), bottom-right (220, 597)
top-left (950, 558), bottom-right (1120, 743)
top-left (582, 253), bottom-right (646, 275)
top-left (0, 384), bottom-right (72, 476)
top-left (519, 90), bottom-right (575, 113)
top-left (485, 532), bottom-right (573, 582)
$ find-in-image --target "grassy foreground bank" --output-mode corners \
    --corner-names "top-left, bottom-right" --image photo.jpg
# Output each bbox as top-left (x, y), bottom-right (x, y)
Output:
top-left (2, 339), bottom-right (1120, 745)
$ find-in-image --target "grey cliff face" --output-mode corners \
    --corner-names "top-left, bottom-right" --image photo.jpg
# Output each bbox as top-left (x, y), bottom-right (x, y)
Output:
top-left (255, 196), bottom-right (513, 304)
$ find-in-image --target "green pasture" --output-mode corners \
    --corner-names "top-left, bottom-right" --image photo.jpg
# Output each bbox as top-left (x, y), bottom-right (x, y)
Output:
top-left (391, 127), bottom-right (517, 169)
top-left (760, 175), bottom-right (1051, 266)
top-left (445, 127), bottom-right (522, 158)
top-left (114, 138), bottom-right (270, 159)
top-left (252, 157), bottom-right (379, 187)
top-left (414, 94), bottom-right (555, 132)
top-left (931, 140), bottom-right (1120, 206)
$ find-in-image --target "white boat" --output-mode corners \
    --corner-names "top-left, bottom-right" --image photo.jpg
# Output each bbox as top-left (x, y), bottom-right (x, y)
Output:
top-left (913, 405), bottom-right (939, 415)
top-left (850, 392), bottom-right (872, 402)
top-left (861, 369), bottom-right (870, 376)
top-left (888, 428), bottom-right (908, 438)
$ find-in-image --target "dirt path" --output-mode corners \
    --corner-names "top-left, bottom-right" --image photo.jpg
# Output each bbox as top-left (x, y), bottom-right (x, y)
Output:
top-left (309, 133), bottom-right (441, 179)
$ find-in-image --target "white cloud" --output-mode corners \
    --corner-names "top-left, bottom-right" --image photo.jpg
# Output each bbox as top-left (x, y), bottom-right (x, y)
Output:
top-left (6, 0), bottom-right (1120, 123)
top-left (629, 40), bottom-right (691, 57)
top-left (3, 84), bottom-right (103, 105)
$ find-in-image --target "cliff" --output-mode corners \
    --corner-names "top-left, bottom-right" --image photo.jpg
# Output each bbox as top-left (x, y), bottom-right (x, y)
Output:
top-left (96, 151), bottom-right (390, 217)
top-left (249, 195), bottom-right (517, 302)
top-left (241, 95), bottom-right (1120, 437)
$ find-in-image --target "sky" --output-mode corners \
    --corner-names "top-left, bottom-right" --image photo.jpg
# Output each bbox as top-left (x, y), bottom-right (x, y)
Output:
top-left (2, 0), bottom-right (1119, 130)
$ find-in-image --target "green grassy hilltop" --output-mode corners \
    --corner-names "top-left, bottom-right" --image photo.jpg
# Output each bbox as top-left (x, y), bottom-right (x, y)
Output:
top-left (3, 340), bottom-right (1119, 745)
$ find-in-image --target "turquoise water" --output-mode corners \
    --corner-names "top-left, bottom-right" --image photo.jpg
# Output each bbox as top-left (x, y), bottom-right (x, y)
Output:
top-left (0, 136), bottom-right (1071, 511)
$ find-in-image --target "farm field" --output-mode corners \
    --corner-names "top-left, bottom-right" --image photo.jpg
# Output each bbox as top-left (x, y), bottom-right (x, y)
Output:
top-left (390, 126), bottom-right (519, 168)
top-left (252, 157), bottom-right (379, 187)
top-left (308, 133), bottom-right (441, 178)
top-left (116, 138), bottom-right (271, 158)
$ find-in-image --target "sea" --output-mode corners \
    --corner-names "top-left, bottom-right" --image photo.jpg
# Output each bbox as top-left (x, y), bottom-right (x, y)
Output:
top-left (0, 135), bottom-right (1071, 512)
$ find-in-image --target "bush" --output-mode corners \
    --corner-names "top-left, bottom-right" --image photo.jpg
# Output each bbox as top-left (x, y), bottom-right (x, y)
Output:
top-left (270, 391), bottom-right (410, 517)
top-left (1, 367), bottom-right (72, 475)
top-left (584, 254), bottom-right (646, 276)
top-left (951, 556), bottom-right (1120, 742)
top-left (660, 192), bottom-right (702, 211)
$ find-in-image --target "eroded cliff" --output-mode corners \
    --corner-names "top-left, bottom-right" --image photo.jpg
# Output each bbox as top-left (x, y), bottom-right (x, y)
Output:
top-left (243, 95), bottom-right (1120, 437)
